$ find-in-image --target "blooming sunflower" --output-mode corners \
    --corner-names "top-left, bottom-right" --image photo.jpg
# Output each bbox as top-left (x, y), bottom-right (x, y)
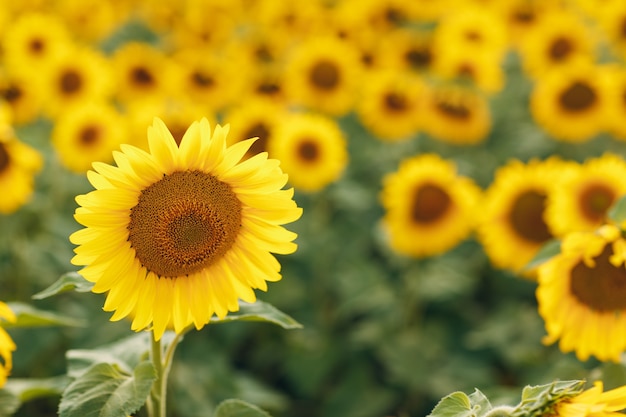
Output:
top-left (70, 118), bottom-right (302, 340)
top-left (545, 154), bottom-right (626, 237)
top-left (356, 70), bottom-right (424, 141)
top-left (0, 302), bottom-right (16, 388)
top-left (51, 102), bottom-right (128, 173)
top-left (0, 124), bottom-right (43, 214)
top-left (268, 112), bottom-right (348, 193)
top-left (537, 224), bottom-right (626, 362)
top-left (0, 71), bottom-right (42, 125)
top-left (477, 158), bottom-right (566, 274)
top-left (550, 381), bottom-right (626, 416)
top-left (284, 36), bottom-right (363, 116)
top-left (421, 84), bottom-right (491, 145)
top-left (530, 60), bottom-right (609, 143)
top-left (518, 10), bottom-right (596, 79)
top-left (380, 154), bottom-right (481, 258)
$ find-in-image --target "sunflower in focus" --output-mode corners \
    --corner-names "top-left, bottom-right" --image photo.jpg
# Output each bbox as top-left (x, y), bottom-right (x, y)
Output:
top-left (477, 158), bottom-right (566, 274)
top-left (421, 84), bottom-right (491, 145)
top-left (356, 70), bottom-right (424, 141)
top-left (530, 61), bottom-right (609, 142)
top-left (268, 112), bottom-right (348, 193)
top-left (0, 124), bottom-right (43, 214)
top-left (545, 154), bottom-right (626, 237)
top-left (51, 102), bottom-right (128, 173)
top-left (380, 154), bottom-right (481, 258)
top-left (70, 118), bottom-right (302, 340)
top-left (537, 224), bottom-right (626, 362)
top-left (518, 10), bottom-right (596, 79)
top-left (284, 36), bottom-right (363, 116)
top-left (0, 302), bottom-right (16, 388)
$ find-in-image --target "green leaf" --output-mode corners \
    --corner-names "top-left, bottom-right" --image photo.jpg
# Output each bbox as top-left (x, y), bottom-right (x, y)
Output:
top-left (32, 272), bottom-right (94, 300)
top-left (524, 239), bottom-right (561, 271)
top-left (214, 399), bottom-right (273, 417)
top-left (4, 302), bottom-right (85, 328)
top-left (211, 300), bottom-right (302, 330)
top-left (0, 389), bottom-right (20, 416)
top-left (513, 380), bottom-right (585, 417)
top-left (468, 389), bottom-right (492, 415)
top-left (427, 392), bottom-right (473, 417)
top-left (4, 376), bottom-right (70, 403)
top-left (609, 195), bottom-right (626, 224)
top-left (58, 361), bottom-right (155, 417)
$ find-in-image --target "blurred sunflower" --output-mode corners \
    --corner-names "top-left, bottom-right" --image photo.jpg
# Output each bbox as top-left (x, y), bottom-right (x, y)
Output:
top-left (380, 154), bottom-right (481, 258)
top-left (333, 0), bottom-right (411, 34)
top-left (0, 72), bottom-right (42, 125)
top-left (268, 112), bottom-right (348, 193)
top-left (603, 65), bottom-right (626, 140)
top-left (2, 12), bottom-right (72, 76)
top-left (477, 158), bottom-right (565, 274)
top-left (51, 102), bottom-right (127, 173)
top-left (284, 36), bottom-right (362, 116)
top-left (0, 302), bottom-right (16, 388)
top-left (112, 42), bottom-right (176, 105)
top-left (421, 84), bottom-right (491, 145)
top-left (250, 0), bottom-right (324, 40)
top-left (40, 46), bottom-right (112, 119)
top-left (537, 224), bottom-right (626, 362)
top-left (223, 98), bottom-right (286, 159)
top-left (494, 0), bottom-right (553, 48)
top-left (0, 124), bottom-right (43, 214)
top-left (70, 118), bottom-right (302, 340)
top-left (375, 28), bottom-right (437, 74)
top-left (54, 0), bottom-right (123, 42)
top-left (596, 2), bottom-right (626, 60)
top-left (546, 154), bottom-right (626, 237)
top-left (356, 70), bottom-right (424, 141)
top-left (518, 10), bottom-right (596, 79)
top-left (530, 61), bottom-right (609, 142)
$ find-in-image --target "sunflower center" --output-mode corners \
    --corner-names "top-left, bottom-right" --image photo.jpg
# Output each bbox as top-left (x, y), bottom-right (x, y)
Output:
top-left (3, 85), bottom-right (22, 103)
top-left (191, 71), bottom-right (214, 88)
top-left (309, 60), bottom-right (340, 91)
top-left (29, 38), bottom-right (44, 54)
top-left (128, 170), bottom-right (242, 278)
top-left (406, 48), bottom-right (431, 69)
top-left (436, 101), bottom-right (470, 120)
top-left (465, 30), bottom-right (482, 42)
top-left (384, 92), bottom-right (407, 112)
top-left (570, 244), bottom-right (626, 311)
top-left (411, 183), bottom-right (451, 224)
top-left (131, 66), bottom-right (154, 86)
top-left (297, 138), bottom-right (319, 162)
top-left (559, 81), bottom-right (596, 112)
top-left (79, 125), bottom-right (101, 146)
top-left (60, 70), bottom-right (83, 94)
top-left (0, 143), bottom-right (9, 173)
top-left (256, 81), bottom-right (281, 96)
top-left (513, 9), bottom-right (535, 24)
top-left (549, 37), bottom-right (573, 61)
top-left (579, 183), bottom-right (615, 223)
top-left (243, 122), bottom-right (271, 156)
top-left (509, 190), bottom-right (552, 243)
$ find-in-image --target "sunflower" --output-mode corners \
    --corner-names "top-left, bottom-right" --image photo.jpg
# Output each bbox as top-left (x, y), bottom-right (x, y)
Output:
top-left (51, 102), bottom-right (128, 173)
top-left (375, 28), bottom-right (437, 74)
top-left (356, 70), bottom-right (424, 141)
top-left (54, 0), bottom-right (123, 42)
top-left (518, 10), bottom-right (596, 79)
top-left (0, 124), bottom-right (43, 214)
top-left (0, 71), bottom-right (42, 125)
top-left (550, 381), bottom-right (626, 416)
top-left (530, 60), bottom-right (609, 142)
top-left (421, 84), bottom-right (491, 145)
top-left (477, 158), bottom-right (566, 274)
top-left (39, 46), bottom-right (112, 119)
top-left (222, 98), bottom-right (287, 159)
top-left (111, 42), bottom-right (177, 105)
top-left (545, 154), bottom-right (626, 237)
top-left (70, 118), bottom-right (302, 340)
top-left (595, 2), bottom-right (626, 60)
top-left (2, 12), bottom-right (72, 76)
top-left (603, 65), bottom-right (626, 140)
top-left (268, 112), bottom-right (348, 192)
top-left (380, 154), bottom-right (481, 258)
top-left (284, 36), bottom-right (363, 116)
top-left (0, 302), bottom-right (16, 388)
top-left (537, 224), bottom-right (626, 362)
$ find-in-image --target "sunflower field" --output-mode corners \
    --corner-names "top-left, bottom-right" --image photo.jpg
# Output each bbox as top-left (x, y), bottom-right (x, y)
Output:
top-left (5, 1), bottom-right (626, 417)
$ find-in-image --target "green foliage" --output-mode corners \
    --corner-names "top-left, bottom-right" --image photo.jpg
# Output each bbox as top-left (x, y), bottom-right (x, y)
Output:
top-left (214, 399), bottom-right (273, 417)
top-left (523, 239), bottom-right (561, 271)
top-left (608, 195), bottom-right (626, 225)
top-left (5, 302), bottom-right (85, 328)
top-left (211, 301), bottom-right (303, 330)
top-left (427, 390), bottom-right (492, 417)
top-left (31, 272), bottom-right (94, 300)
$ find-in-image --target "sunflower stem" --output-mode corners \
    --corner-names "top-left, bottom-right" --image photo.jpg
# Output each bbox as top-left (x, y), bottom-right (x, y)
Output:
top-left (149, 332), bottom-right (165, 417)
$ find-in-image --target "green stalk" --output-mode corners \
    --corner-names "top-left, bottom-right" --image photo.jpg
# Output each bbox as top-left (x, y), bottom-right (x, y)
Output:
top-left (148, 329), bottom-right (186, 417)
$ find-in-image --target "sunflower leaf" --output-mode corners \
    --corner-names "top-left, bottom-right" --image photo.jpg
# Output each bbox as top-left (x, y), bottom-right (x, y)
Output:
top-left (58, 361), bottom-right (155, 417)
top-left (0, 389), bottom-right (20, 416)
top-left (32, 272), bottom-right (94, 300)
top-left (427, 391), bottom-right (476, 417)
top-left (4, 376), bottom-right (70, 404)
top-left (4, 302), bottom-right (85, 328)
top-left (524, 239), bottom-right (561, 271)
top-left (211, 300), bottom-right (302, 329)
top-left (609, 194), bottom-right (626, 224)
top-left (214, 399), bottom-right (273, 417)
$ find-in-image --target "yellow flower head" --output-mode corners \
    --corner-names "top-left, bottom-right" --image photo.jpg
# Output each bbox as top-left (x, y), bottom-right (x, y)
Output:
top-left (70, 118), bottom-right (302, 340)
